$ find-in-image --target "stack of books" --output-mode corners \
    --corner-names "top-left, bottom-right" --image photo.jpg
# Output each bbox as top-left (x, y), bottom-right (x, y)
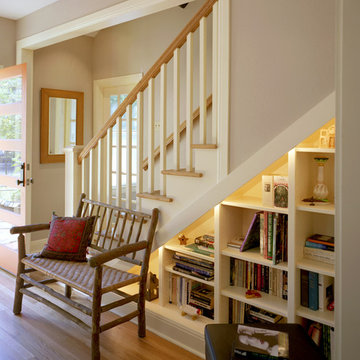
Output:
top-left (300, 270), bottom-right (334, 311)
top-left (303, 234), bottom-right (334, 265)
top-left (189, 285), bottom-right (214, 319)
top-left (194, 234), bottom-right (214, 253)
top-left (172, 252), bottom-right (214, 281)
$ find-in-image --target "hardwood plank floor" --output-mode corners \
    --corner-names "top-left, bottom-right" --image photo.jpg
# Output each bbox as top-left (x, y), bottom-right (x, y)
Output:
top-left (0, 270), bottom-right (202, 360)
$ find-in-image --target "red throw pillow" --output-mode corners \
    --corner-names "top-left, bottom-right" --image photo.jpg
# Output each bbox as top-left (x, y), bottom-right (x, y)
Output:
top-left (39, 215), bottom-right (96, 261)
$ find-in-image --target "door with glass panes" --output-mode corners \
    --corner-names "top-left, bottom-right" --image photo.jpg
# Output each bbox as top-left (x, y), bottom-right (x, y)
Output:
top-left (0, 64), bottom-right (27, 274)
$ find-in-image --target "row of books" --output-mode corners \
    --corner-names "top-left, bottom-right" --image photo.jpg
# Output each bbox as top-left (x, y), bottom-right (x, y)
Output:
top-left (301, 319), bottom-right (334, 360)
top-left (172, 251), bottom-right (214, 281)
top-left (228, 212), bottom-right (288, 265)
top-left (229, 299), bottom-right (285, 325)
top-left (168, 273), bottom-right (214, 319)
top-left (230, 258), bottom-right (288, 300)
top-left (303, 234), bottom-right (335, 265)
top-left (300, 270), bottom-right (334, 311)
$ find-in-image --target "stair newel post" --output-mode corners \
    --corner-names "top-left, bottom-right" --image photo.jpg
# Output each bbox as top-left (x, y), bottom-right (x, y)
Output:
top-left (116, 116), bottom-right (122, 207)
top-left (173, 48), bottom-right (180, 170)
top-left (89, 148), bottom-right (95, 200)
top-left (81, 155), bottom-right (89, 197)
top-left (126, 104), bottom-right (133, 209)
top-left (199, 16), bottom-right (207, 144)
top-left (212, 1), bottom-right (219, 144)
top-left (148, 78), bottom-right (155, 193)
top-left (106, 127), bottom-right (112, 205)
top-left (64, 146), bottom-right (84, 216)
top-left (136, 92), bottom-right (144, 209)
top-left (186, 31), bottom-right (194, 172)
top-left (160, 63), bottom-right (167, 196)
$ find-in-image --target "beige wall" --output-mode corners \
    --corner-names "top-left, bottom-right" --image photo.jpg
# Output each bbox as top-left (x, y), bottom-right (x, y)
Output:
top-left (229, 0), bottom-right (335, 171)
top-left (32, 36), bottom-right (93, 237)
top-left (0, 17), bottom-right (16, 67)
top-left (92, 1), bottom-right (205, 80)
top-left (16, 0), bottom-right (127, 40)
top-left (336, 0), bottom-right (360, 357)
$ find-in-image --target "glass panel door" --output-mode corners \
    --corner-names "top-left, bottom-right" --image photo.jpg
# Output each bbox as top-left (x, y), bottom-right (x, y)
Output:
top-left (0, 64), bottom-right (27, 274)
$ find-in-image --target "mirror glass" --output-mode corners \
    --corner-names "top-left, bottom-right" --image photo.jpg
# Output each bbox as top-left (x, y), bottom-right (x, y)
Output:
top-left (41, 88), bottom-right (84, 163)
top-left (48, 97), bottom-right (77, 154)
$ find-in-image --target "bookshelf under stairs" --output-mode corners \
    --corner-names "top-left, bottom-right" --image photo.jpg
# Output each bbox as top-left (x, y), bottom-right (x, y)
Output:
top-left (135, 119), bottom-right (335, 358)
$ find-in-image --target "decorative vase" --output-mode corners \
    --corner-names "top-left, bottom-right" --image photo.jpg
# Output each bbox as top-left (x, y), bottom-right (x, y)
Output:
top-left (313, 157), bottom-right (329, 201)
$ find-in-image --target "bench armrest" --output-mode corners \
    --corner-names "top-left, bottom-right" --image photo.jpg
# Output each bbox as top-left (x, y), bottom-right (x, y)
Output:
top-left (10, 223), bottom-right (50, 234)
top-left (88, 241), bottom-right (148, 267)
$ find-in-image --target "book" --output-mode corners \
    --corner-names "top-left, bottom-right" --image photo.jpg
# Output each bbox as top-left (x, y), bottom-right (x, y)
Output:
top-left (172, 265), bottom-right (214, 280)
top-left (306, 234), bottom-right (334, 247)
top-left (248, 307), bottom-right (283, 324)
top-left (232, 324), bottom-right (289, 359)
top-left (174, 260), bottom-right (215, 277)
top-left (303, 247), bottom-right (334, 264)
top-left (173, 252), bottom-right (214, 269)
top-left (240, 212), bottom-right (261, 252)
top-left (305, 240), bottom-right (334, 251)
top-left (318, 274), bottom-right (334, 312)
top-left (260, 212), bottom-right (265, 255)
top-left (273, 176), bottom-right (288, 208)
top-left (184, 243), bottom-right (214, 257)
top-left (228, 235), bottom-right (245, 249)
top-left (267, 212), bottom-right (273, 260)
top-left (308, 271), bottom-right (319, 311)
top-left (300, 269), bottom-right (309, 307)
top-left (262, 175), bottom-right (274, 207)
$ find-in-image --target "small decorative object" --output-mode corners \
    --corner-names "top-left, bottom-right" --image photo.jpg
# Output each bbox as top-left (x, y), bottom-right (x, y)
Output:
top-left (180, 304), bottom-right (201, 320)
top-left (146, 272), bottom-right (159, 301)
top-left (178, 233), bottom-right (188, 245)
top-left (313, 157), bottom-right (329, 201)
top-left (273, 176), bottom-right (288, 208)
top-left (245, 289), bottom-right (262, 299)
top-left (328, 125), bottom-right (335, 148)
top-left (319, 129), bottom-right (329, 148)
top-left (262, 175), bottom-right (274, 207)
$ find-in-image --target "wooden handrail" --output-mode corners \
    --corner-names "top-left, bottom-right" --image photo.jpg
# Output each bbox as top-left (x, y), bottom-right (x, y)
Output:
top-left (78, 0), bottom-right (218, 163)
top-left (142, 95), bottom-right (212, 170)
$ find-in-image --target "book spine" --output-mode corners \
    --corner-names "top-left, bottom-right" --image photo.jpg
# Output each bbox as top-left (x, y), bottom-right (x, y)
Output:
top-left (300, 269), bottom-right (309, 307)
top-left (305, 240), bottom-right (334, 251)
top-left (264, 212), bottom-right (268, 259)
top-left (257, 263), bottom-right (261, 290)
top-left (308, 271), bottom-right (319, 311)
top-left (260, 212), bottom-right (264, 256)
top-left (318, 274), bottom-right (324, 311)
top-left (272, 214), bottom-right (278, 265)
top-left (267, 212), bottom-right (273, 260)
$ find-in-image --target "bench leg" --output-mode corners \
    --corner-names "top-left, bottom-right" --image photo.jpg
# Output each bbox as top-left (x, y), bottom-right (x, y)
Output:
top-left (138, 281), bottom-right (146, 338)
top-left (65, 285), bottom-right (72, 298)
top-left (91, 266), bottom-right (102, 360)
top-left (13, 234), bottom-right (25, 315)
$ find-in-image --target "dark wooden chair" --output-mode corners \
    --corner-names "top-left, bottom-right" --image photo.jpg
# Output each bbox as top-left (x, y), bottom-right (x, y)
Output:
top-left (11, 193), bottom-right (159, 360)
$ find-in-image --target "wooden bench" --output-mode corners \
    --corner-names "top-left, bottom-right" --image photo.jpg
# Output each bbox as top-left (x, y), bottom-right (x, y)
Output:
top-left (11, 194), bottom-right (159, 360)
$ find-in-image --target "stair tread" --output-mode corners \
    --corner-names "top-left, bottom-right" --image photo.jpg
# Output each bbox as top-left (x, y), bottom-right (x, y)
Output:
top-left (137, 191), bottom-right (173, 202)
top-left (161, 169), bottom-right (203, 177)
top-left (192, 144), bottom-right (217, 149)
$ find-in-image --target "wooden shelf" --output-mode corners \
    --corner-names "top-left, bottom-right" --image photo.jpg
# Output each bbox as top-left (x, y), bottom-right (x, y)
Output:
top-left (296, 306), bottom-right (335, 327)
top-left (221, 286), bottom-right (288, 317)
top-left (164, 242), bottom-right (215, 262)
top-left (221, 247), bottom-right (288, 271)
top-left (165, 265), bottom-right (215, 286)
top-left (146, 300), bottom-right (214, 335)
top-left (297, 258), bottom-right (335, 277)
top-left (297, 202), bottom-right (335, 215)
top-left (222, 196), bottom-right (288, 215)
top-left (295, 147), bottom-right (335, 154)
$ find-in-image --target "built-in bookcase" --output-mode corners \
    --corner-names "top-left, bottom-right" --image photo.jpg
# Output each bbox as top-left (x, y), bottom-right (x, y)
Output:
top-left (155, 120), bottom-right (335, 349)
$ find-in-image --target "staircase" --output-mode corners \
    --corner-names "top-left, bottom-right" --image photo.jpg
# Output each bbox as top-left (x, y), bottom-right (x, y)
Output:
top-left (65, 0), bottom-right (224, 248)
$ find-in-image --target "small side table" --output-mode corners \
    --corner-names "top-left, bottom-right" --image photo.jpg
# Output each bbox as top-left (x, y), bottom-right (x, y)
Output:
top-left (205, 323), bottom-right (325, 360)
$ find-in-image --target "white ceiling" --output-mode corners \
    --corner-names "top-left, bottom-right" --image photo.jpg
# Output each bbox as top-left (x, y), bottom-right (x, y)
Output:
top-left (0, 0), bottom-right (59, 20)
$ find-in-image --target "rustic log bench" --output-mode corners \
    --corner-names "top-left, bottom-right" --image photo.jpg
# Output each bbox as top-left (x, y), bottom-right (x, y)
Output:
top-left (11, 194), bottom-right (159, 360)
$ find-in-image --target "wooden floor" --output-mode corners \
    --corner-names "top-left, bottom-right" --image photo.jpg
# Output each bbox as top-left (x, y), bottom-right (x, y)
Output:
top-left (0, 269), bottom-right (202, 360)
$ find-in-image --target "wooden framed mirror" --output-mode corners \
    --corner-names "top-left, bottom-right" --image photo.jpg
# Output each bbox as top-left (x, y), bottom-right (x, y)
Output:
top-left (40, 88), bottom-right (84, 163)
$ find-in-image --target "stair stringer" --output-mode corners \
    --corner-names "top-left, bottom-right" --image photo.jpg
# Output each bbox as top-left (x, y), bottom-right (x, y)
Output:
top-left (149, 91), bottom-right (335, 249)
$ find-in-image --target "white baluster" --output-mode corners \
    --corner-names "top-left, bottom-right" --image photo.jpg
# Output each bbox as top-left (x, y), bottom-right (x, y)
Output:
top-left (212, 2), bottom-right (218, 144)
top-left (126, 104), bottom-right (132, 209)
top-left (200, 16), bottom-right (207, 144)
top-left (89, 148), bottom-right (94, 200)
top-left (173, 48), bottom-right (180, 170)
top-left (116, 117), bottom-right (122, 207)
top-left (148, 78), bottom-right (155, 193)
top-left (137, 92), bottom-right (144, 209)
top-left (81, 155), bottom-right (89, 196)
top-left (97, 138), bottom-right (103, 202)
top-left (160, 63), bottom-right (167, 196)
top-left (106, 127), bottom-right (112, 204)
top-left (186, 32), bottom-right (193, 172)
